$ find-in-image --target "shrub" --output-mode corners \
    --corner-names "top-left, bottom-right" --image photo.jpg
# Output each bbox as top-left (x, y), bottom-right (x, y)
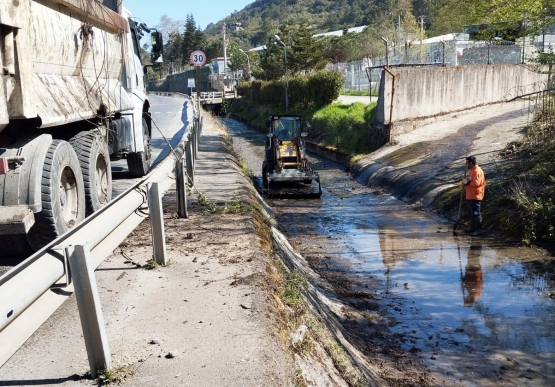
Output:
top-left (236, 70), bottom-right (344, 112)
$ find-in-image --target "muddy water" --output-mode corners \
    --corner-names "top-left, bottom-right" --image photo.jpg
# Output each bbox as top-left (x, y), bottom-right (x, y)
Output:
top-left (221, 117), bottom-right (555, 386)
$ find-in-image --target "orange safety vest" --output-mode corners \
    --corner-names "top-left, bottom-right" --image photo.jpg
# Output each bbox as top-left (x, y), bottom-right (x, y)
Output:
top-left (465, 165), bottom-right (485, 200)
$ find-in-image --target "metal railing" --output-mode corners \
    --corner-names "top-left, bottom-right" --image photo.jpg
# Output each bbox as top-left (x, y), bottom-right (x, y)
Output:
top-left (0, 94), bottom-right (203, 371)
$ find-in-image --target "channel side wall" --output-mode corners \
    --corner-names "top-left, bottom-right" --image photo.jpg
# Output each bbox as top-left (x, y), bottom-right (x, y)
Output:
top-left (376, 64), bottom-right (548, 136)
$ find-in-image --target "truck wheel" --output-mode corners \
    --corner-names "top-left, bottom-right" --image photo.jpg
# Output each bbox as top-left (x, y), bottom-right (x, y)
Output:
top-left (127, 118), bottom-right (151, 177)
top-left (70, 131), bottom-right (112, 215)
top-left (27, 140), bottom-right (85, 250)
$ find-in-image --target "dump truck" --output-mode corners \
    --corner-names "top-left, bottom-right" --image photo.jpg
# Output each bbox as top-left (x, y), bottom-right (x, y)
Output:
top-left (261, 115), bottom-right (321, 198)
top-left (0, 0), bottom-right (162, 253)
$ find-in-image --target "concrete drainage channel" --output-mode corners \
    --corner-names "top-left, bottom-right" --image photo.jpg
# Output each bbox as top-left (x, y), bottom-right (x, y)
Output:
top-left (0, 95), bottom-right (202, 373)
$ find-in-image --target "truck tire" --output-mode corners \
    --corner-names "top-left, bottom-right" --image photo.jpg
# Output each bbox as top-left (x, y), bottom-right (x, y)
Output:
top-left (27, 140), bottom-right (86, 250)
top-left (127, 118), bottom-right (151, 177)
top-left (70, 131), bottom-right (112, 215)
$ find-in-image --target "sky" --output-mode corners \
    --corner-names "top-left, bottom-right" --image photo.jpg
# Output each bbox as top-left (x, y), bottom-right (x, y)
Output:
top-left (124, 0), bottom-right (254, 32)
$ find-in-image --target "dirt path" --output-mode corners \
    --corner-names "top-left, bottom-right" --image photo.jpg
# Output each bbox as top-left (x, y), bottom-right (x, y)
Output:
top-left (354, 100), bottom-right (534, 210)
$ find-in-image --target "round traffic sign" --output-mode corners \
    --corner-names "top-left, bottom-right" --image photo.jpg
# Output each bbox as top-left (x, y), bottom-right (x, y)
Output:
top-left (190, 50), bottom-right (206, 66)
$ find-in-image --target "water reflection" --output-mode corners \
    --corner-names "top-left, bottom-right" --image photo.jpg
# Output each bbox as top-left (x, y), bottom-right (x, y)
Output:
top-left (462, 241), bottom-right (483, 307)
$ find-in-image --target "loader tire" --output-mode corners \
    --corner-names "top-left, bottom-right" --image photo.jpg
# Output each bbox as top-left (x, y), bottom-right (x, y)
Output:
top-left (27, 140), bottom-right (86, 251)
top-left (70, 130), bottom-right (112, 215)
top-left (262, 162), bottom-right (269, 189)
top-left (127, 118), bottom-right (151, 177)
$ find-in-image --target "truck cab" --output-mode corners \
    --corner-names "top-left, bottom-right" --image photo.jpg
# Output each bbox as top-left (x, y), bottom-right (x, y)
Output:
top-left (0, 0), bottom-right (162, 254)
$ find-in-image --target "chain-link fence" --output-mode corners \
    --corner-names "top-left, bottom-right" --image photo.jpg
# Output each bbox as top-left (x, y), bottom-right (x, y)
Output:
top-left (535, 74), bottom-right (555, 131)
top-left (329, 39), bottom-right (533, 93)
top-left (148, 65), bottom-right (243, 95)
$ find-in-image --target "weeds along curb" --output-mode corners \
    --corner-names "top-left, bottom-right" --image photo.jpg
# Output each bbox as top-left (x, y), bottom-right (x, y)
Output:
top-left (268, 227), bottom-right (377, 386)
top-left (249, 188), bottom-right (371, 386)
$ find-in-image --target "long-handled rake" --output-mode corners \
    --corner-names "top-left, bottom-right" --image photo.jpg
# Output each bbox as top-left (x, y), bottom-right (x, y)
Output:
top-left (453, 167), bottom-right (467, 235)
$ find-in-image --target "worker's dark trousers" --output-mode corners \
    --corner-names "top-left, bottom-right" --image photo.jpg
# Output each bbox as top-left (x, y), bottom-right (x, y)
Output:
top-left (467, 199), bottom-right (482, 231)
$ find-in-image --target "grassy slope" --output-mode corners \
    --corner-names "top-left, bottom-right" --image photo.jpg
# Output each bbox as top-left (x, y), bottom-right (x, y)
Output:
top-left (487, 122), bottom-right (555, 249)
top-left (229, 99), bottom-right (377, 164)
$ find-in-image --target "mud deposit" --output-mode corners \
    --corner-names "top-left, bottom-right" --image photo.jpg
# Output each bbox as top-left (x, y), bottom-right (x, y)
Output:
top-left (221, 117), bottom-right (555, 386)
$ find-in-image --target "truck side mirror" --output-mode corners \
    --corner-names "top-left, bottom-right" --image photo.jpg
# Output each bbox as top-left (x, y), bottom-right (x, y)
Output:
top-left (151, 31), bottom-right (163, 55)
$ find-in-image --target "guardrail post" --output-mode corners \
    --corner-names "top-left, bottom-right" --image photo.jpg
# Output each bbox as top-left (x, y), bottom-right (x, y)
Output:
top-left (195, 118), bottom-right (201, 156)
top-left (192, 123), bottom-right (198, 160)
top-left (199, 116), bottom-right (203, 136)
top-left (68, 244), bottom-right (111, 379)
top-left (185, 139), bottom-right (194, 186)
top-left (147, 182), bottom-right (167, 265)
top-left (176, 158), bottom-right (188, 218)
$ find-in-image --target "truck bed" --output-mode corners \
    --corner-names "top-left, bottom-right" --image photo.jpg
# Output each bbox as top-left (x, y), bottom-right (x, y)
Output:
top-left (1, 0), bottom-right (134, 131)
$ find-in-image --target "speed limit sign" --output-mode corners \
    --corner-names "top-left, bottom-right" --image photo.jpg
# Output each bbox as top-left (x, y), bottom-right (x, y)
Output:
top-left (190, 50), bottom-right (206, 66)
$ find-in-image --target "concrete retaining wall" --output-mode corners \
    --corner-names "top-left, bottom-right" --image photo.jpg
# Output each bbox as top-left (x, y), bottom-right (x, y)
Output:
top-left (376, 64), bottom-right (548, 135)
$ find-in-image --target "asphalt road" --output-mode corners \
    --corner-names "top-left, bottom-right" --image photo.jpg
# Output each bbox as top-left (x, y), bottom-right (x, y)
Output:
top-left (111, 94), bottom-right (191, 197)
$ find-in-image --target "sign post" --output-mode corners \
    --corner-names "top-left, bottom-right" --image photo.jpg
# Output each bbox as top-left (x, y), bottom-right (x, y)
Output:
top-left (188, 78), bottom-right (195, 96)
top-left (190, 50), bottom-right (206, 104)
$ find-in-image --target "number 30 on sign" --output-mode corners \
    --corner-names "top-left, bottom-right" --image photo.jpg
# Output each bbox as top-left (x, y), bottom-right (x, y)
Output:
top-left (190, 50), bottom-right (206, 66)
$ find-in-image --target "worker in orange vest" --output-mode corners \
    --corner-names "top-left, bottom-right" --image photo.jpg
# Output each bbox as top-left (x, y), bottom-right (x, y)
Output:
top-left (462, 156), bottom-right (486, 235)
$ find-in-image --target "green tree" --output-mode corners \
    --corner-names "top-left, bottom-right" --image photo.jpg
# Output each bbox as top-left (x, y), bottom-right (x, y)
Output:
top-left (182, 14), bottom-right (205, 65)
top-left (258, 36), bottom-right (286, 80)
top-left (320, 32), bottom-right (367, 63)
top-left (164, 31), bottom-right (184, 69)
top-left (258, 21), bottom-right (328, 80)
top-left (202, 36), bottom-right (223, 62)
top-left (288, 22), bottom-right (327, 73)
top-left (431, 0), bottom-right (547, 39)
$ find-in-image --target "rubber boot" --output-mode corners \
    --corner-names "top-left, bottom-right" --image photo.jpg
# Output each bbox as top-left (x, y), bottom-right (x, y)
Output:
top-left (471, 217), bottom-right (483, 236)
top-left (464, 220), bottom-right (475, 234)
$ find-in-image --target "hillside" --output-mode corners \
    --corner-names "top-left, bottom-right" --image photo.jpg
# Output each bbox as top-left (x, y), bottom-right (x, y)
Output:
top-left (205, 0), bottom-right (375, 46)
top-left (203, 0), bottom-right (551, 52)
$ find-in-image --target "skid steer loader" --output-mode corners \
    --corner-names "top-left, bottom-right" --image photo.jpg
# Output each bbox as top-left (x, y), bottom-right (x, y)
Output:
top-left (261, 115), bottom-right (322, 198)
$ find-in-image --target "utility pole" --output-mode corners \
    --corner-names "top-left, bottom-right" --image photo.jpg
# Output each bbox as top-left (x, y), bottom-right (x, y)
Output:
top-left (418, 15), bottom-right (426, 63)
top-left (275, 35), bottom-right (289, 113)
top-left (418, 15), bottom-right (426, 39)
top-left (222, 23), bottom-right (227, 73)
top-left (382, 37), bottom-right (389, 67)
top-left (522, 13), bottom-right (527, 64)
top-left (398, 15), bottom-right (401, 49)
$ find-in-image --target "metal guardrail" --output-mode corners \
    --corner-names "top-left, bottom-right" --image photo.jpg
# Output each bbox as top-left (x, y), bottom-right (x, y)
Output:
top-left (0, 95), bottom-right (203, 367)
top-left (200, 91), bottom-right (224, 99)
top-left (154, 91), bottom-right (235, 105)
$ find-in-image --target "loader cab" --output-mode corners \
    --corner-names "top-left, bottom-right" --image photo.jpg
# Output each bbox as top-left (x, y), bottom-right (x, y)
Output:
top-left (261, 114), bottom-right (322, 197)
top-left (267, 116), bottom-right (302, 142)
top-left (273, 119), bottom-right (294, 141)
